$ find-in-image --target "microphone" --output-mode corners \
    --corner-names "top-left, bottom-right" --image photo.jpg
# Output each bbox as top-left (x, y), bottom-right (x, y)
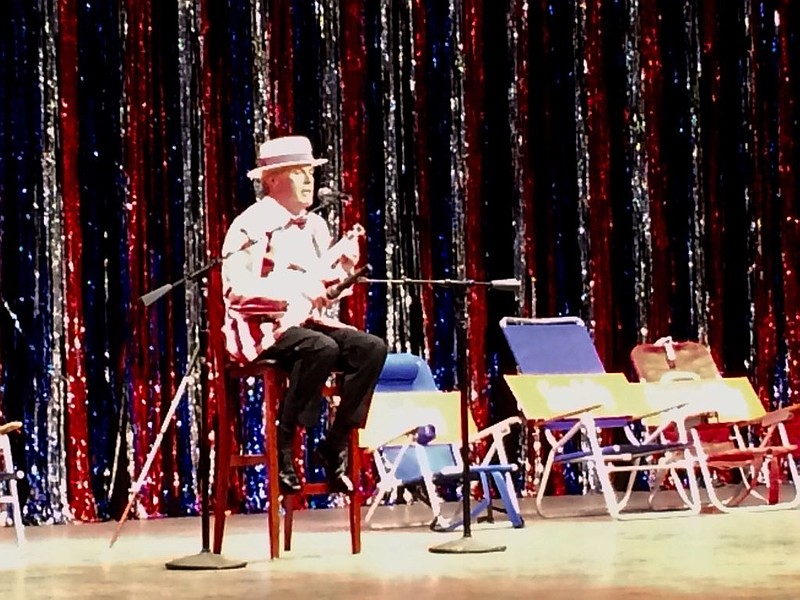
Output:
top-left (317, 187), bottom-right (352, 202)
top-left (326, 265), bottom-right (371, 299)
top-left (140, 283), bottom-right (174, 306)
top-left (488, 278), bottom-right (522, 292)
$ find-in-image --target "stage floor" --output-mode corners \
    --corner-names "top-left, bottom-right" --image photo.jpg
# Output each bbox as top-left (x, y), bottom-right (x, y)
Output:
top-left (1, 493), bottom-right (800, 600)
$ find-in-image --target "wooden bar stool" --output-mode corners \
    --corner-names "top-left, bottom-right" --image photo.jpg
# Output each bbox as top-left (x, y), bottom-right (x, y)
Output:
top-left (213, 359), bottom-right (361, 559)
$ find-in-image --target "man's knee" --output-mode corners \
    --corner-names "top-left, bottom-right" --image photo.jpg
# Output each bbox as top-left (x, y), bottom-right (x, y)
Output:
top-left (358, 333), bottom-right (388, 366)
top-left (307, 334), bottom-right (340, 366)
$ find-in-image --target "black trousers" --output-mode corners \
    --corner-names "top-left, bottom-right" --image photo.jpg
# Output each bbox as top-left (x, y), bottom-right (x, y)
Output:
top-left (261, 323), bottom-right (388, 436)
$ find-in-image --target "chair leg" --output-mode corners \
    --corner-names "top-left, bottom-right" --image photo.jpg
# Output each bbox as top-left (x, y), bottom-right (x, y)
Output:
top-left (768, 455), bottom-right (780, 505)
top-left (9, 478), bottom-right (25, 544)
top-left (490, 471), bottom-right (524, 528)
top-left (0, 436), bottom-right (25, 544)
top-left (469, 473), bottom-right (492, 525)
top-left (281, 432), bottom-right (361, 554)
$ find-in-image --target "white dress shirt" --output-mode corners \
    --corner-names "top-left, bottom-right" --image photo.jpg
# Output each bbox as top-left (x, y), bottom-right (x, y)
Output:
top-left (221, 196), bottom-right (359, 364)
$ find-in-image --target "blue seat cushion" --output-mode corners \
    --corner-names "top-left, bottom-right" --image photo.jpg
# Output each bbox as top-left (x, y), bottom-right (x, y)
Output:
top-left (378, 362), bottom-right (421, 390)
top-left (376, 353), bottom-right (438, 392)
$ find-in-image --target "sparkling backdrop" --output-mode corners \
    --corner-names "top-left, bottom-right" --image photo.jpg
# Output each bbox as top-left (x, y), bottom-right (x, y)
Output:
top-left (1, 0), bottom-right (799, 523)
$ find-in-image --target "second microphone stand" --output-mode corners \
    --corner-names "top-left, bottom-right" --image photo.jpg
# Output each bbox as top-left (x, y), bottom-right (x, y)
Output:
top-left (363, 276), bottom-right (519, 554)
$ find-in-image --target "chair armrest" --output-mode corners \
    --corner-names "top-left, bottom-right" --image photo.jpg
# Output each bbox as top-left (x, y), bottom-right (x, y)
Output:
top-left (0, 421), bottom-right (22, 435)
top-left (683, 412), bottom-right (720, 428)
top-left (468, 416), bottom-right (521, 444)
top-left (755, 404), bottom-right (800, 428)
top-left (529, 404), bottom-right (604, 427)
top-left (636, 402), bottom-right (689, 421)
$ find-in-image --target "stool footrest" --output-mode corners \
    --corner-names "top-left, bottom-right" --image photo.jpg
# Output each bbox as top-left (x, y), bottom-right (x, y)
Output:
top-left (227, 360), bottom-right (280, 379)
top-left (300, 482), bottom-right (330, 496)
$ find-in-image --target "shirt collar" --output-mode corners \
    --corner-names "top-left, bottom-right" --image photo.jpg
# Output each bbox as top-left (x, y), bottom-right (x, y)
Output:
top-left (257, 195), bottom-right (309, 229)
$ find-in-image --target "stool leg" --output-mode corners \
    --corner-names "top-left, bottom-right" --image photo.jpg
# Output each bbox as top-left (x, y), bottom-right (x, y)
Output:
top-left (265, 370), bottom-right (281, 559)
top-left (283, 428), bottom-right (302, 552)
top-left (348, 432), bottom-right (361, 554)
top-left (213, 381), bottom-right (234, 554)
top-left (283, 494), bottom-right (294, 551)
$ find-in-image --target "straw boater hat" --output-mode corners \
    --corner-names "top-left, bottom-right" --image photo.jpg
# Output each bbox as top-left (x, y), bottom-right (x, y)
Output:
top-left (247, 135), bottom-right (328, 180)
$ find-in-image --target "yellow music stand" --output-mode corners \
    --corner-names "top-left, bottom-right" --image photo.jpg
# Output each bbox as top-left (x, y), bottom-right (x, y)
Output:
top-left (361, 391), bottom-right (474, 450)
top-left (504, 372), bottom-right (647, 421)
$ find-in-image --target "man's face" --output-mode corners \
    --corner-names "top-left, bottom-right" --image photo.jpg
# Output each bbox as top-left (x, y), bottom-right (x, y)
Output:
top-left (263, 165), bottom-right (315, 214)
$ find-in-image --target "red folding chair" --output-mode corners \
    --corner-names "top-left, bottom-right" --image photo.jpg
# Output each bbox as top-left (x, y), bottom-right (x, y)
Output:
top-left (631, 337), bottom-right (800, 513)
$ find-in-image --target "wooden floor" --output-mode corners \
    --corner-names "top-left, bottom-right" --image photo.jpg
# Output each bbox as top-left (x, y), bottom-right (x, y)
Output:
top-left (2, 493), bottom-right (800, 600)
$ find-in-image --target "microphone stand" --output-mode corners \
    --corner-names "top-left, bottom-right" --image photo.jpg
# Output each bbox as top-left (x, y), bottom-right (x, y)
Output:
top-left (116, 196), bottom-right (338, 571)
top-left (363, 276), bottom-right (519, 554)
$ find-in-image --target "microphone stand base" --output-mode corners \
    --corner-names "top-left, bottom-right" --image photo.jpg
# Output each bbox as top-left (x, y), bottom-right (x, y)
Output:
top-left (428, 535), bottom-right (507, 555)
top-left (165, 549), bottom-right (247, 571)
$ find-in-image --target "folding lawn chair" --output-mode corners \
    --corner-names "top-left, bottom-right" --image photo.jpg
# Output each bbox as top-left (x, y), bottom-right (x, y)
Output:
top-left (501, 317), bottom-right (703, 519)
top-left (365, 352), bottom-right (447, 518)
top-left (0, 421), bottom-right (25, 544)
top-left (632, 337), bottom-right (800, 513)
top-left (362, 353), bottom-right (523, 530)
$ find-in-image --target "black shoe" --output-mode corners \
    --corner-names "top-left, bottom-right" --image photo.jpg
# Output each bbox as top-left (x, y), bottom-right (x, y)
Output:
top-left (278, 463), bottom-right (302, 494)
top-left (277, 429), bottom-right (302, 494)
top-left (316, 438), bottom-right (354, 493)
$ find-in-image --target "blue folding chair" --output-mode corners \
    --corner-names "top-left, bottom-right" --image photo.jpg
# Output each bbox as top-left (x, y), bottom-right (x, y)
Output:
top-left (501, 317), bottom-right (701, 520)
top-left (364, 352), bottom-right (523, 530)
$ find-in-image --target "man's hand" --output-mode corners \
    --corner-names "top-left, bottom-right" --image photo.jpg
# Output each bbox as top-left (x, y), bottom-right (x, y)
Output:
top-left (300, 277), bottom-right (337, 310)
top-left (310, 294), bottom-right (334, 310)
top-left (339, 254), bottom-right (357, 273)
top-left (336, 235), bottom-right (360, 273)
top-left (0, 421), bottom-right (22, 435)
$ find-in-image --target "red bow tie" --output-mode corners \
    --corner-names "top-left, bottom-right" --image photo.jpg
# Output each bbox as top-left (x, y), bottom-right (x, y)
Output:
top-left (289, 216), bottom-right (307, 229)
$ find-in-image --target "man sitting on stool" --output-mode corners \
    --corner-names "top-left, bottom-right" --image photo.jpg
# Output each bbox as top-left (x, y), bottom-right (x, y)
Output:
top-left (220, 135), bottom-right (387, 493)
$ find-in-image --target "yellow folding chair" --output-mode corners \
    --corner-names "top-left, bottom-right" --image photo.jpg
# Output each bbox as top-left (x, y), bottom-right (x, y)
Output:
top-left (505, 372), bottom-right (703, 519)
